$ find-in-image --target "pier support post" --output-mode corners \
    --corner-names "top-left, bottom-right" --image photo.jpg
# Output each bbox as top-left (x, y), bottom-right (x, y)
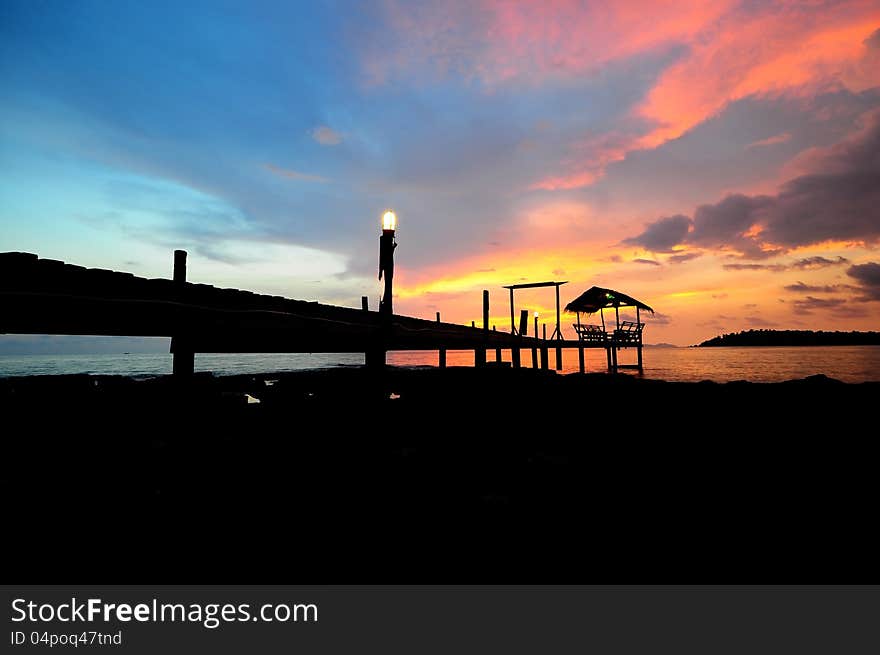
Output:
top-left (578, 343), bottom-right (585, 374)
top-left (512, 348), bottom-right (521, 368)
top-left (439, 349), bottom-right (446, 368)
top-left (555, 346), bottom-right (562, 370)
top-left (475, 348), bottom-right (486, 367)
top-left (540, 346), bottom-right (549, 370)
top-left (172, 249), bottom-right (194, 377)
top-left (362, 296), bottom-right (369, 311)
top-left (366, 349), bottom-right (385, 368)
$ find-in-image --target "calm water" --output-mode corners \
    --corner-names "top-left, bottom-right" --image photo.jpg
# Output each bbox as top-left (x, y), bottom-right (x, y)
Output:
top-left (1, 346), bottom-right (879, 382)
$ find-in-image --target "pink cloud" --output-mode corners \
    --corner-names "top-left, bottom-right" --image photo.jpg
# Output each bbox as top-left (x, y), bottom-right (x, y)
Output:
top-left (367, 1), bottom-right (880, 190)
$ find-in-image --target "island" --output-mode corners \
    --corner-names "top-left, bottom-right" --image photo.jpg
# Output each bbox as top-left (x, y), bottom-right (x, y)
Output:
top-left (698, 329), bottom-right (880, 347)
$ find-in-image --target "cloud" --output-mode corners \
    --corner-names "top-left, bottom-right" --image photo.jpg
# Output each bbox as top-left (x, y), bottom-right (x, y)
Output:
top-left (622, 106), bottom-right (880, 256)
top-left (746, 132), bottom-right (792, 149)
top-left (847, 261), bottom-right (880, 300)
top-left (622, 214), bottom-right (691, 252)
top-left (784, 281), bottom-right (852, 293)
top-left (791, 296), bottom-right (848, 315)
top-left (633, 258), bottom-right (662, 266)
top-left (310, 125), bottom-right (343, 146)
top-left (790, 256), bottom-right (851, 269)
top-left (264, 163), bottom-right (328, 183)
top-left (723, 256), bottom-right (849, 272)
top-left (745, 316), bottom-right (778, 327)
top-left (668, 252), bottom-right (702, 264)
top-left (650, 312), bottom-right (672, 325)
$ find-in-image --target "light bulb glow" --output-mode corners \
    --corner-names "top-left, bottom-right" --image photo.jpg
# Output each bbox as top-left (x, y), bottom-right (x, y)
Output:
top-left (382, 210), bottom-right (397, 230)
top-left (534, 311), bottom-right (539, 317)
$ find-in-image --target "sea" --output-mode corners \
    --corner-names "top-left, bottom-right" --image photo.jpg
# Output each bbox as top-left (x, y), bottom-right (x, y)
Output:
top-left (1, 346), bottom-right (879, 383)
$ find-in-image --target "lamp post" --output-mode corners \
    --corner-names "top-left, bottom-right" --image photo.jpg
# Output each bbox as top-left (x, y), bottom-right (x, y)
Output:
top-left (378, 210), bottom-right (397, 317)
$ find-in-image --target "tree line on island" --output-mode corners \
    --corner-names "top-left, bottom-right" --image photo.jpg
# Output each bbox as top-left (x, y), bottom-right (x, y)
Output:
top-left (698, 329), bottom-right (880, 347)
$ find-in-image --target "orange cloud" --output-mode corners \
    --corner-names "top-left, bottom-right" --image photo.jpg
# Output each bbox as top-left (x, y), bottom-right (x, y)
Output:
top-left (637, 7), bottom-right (880, 149)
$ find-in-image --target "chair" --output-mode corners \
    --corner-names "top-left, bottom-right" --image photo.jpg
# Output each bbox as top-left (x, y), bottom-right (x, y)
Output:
top-left (573, 323), bottom-right (608, 343)
top-left (613, 321), bottom-right (644, 347)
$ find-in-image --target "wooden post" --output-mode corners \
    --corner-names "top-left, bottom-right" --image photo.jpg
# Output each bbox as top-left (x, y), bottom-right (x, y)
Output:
top-left (366, 349), bottom-right (385, 368)
top-left (512, 347), bottom-right (521, 368)
top-left (475, 348), bottom-right (486, 367)
top-left (540, 346), bottom-right (549, 370)
top-left (171, 250), bottom-right (194, 377)
top-left (437, 312), bottom-right (445, 368)
top-left (483, 290), bottom-right (489, 333)
top-left (543, 323), bottom-right (547, 340)
top-left (509, 287), bottom-right (515, 333)
top-left (173, 249), bottom-right (187, 284)
top-left (578, 342), bottom-right (585, 373)
top-left (362, 296), bottom-right (368, 311)
top-left (555, 283), bottom-right (561, 338)
top-left (636, 306), bottom-right (643, 372)
top-left (518, 309), bottom-right (530, 368)
top-left (494, 326), bottom-right (501, 362)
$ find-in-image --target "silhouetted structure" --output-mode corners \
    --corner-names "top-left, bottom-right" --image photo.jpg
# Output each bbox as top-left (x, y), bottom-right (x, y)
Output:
top-left (0, 251), bottom-right (548, 375)
top-left (565, 286), bottom-right (654, 372)
top-left (1, 251), bottom-right (660, 376)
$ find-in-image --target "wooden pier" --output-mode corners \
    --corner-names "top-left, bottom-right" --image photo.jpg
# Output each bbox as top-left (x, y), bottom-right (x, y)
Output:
top-left (0, 251), bottom-right (642, 375)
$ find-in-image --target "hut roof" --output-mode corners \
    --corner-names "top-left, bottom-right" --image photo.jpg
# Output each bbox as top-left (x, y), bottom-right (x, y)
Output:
top-left (564, 286), bottom-right (654, 314)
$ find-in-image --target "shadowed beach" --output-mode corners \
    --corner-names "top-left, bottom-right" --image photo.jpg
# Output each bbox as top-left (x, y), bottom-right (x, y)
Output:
top-left (5, 366), bottom-right (876, 582)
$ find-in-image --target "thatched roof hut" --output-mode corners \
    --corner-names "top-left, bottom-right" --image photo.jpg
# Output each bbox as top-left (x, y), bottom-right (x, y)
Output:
top-left (565, 286), bottom-right (654, 315)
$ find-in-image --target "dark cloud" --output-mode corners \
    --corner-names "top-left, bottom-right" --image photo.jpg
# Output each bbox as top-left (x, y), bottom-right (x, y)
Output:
top-left (723, 263), bottom-right (787, 271)
top-left (791, 296), bottom-right (848, 315)
top-left (621, 110), bottom-right (880, 256)
top-left (784, 281), bottom-right (852, 293)
top-left (723, 256), bottom-right (849, 272)
top-left (622, 214), bottom-right (691, 252)
top-left (649, 312), bottom-right (672, 325)
top-left (745, 316), bottom-right (777, 326)
top-left (846, 262), bottom-right (880, 300)
top-left (790, 256), bottom-right (850, 269)
top-left (632, 258), bottom-right (662, 266)
top-left (743, 303), bottom-right (758, 308)
top-left (689, 193), bottom-right (775, 256)
top-left (667, 252), bottom-right (702, 264)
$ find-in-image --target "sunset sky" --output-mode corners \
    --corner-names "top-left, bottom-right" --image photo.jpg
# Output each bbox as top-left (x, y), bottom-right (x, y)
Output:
top-left (2, 0), bottom-right (879, 345)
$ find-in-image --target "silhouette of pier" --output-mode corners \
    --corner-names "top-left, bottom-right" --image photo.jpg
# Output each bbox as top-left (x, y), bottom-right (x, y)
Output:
top-left (0, 250), bottom-right (645, 374)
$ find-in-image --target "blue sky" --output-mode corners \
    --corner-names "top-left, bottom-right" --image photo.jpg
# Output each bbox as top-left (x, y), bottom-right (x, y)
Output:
top-left (2, 1), bottom-right (879, 344)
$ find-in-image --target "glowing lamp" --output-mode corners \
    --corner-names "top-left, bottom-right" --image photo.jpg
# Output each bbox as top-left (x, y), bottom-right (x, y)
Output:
top-left (382, 210), bottom-right (397, 231)
top-left (534, 311), bottom-right (539, 318)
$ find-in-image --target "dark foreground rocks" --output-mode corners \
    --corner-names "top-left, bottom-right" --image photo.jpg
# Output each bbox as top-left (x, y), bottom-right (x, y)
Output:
top-left (2, 367), bottom-right (876, 582)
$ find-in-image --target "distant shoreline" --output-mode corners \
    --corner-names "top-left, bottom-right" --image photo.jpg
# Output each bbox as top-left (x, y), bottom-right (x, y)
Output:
top-left (698, 329), bottom-right (880, 347)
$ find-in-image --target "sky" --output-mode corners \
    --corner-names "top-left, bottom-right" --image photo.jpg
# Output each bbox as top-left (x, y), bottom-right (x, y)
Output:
top-left (1, 0), bottom-right (879, 346)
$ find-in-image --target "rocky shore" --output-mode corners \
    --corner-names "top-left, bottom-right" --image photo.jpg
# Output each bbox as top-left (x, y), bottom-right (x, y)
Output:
top-left (4, 367), bottom-right (876, 582)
